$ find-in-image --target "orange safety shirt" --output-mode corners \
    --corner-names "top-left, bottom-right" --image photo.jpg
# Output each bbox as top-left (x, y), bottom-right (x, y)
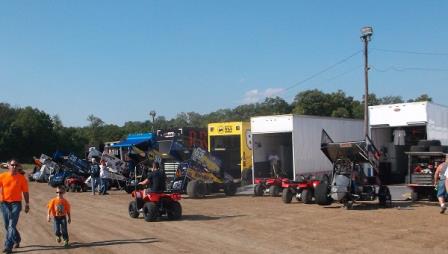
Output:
top-left (48, 198), bottom-right (71, 217)
top-left (0, 172), bottom-right (29, 202)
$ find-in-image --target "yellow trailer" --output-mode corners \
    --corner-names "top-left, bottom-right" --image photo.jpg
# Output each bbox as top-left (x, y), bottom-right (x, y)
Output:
top-left (208, 122), bottom-right (253, 182)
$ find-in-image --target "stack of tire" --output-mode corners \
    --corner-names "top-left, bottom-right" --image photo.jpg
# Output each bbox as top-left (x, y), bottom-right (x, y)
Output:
top-left (410, 140), bottom-right (448, 153)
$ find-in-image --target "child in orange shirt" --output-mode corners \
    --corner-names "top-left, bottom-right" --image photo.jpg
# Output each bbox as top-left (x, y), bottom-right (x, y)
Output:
top-left (47, 186), bottom-right (71, 247)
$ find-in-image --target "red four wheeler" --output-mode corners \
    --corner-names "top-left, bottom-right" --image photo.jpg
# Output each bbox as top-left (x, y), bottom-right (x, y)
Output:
top-left (254, 177), bottom-right (289, 197)
top-left (64, 175), bottom-right (88, 192)
top-left (281, 175), bottom-right (325, 204)
top-left (128, 190), bottom-right (182, 222)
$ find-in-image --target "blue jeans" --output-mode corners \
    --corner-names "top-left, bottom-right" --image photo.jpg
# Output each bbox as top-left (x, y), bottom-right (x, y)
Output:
top-left (53, 217), bottom-right (69, 241)
top-left (91, 177), bottom-right (100, 195)
top-left (437, 179), bottom-right (446, 198)
top-left (1, 202), bottom-right (22, 250)
top-left (100, 178), bottom-right (109, 194)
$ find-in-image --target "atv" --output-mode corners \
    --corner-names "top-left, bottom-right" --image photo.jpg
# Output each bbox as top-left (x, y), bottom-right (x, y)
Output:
top-left (253, 177), bottom-right (288, 197)
top-left (281, 175), bottom-right (323, 204)
top-left (128, 189), bottom-right (182, 222)
top-left (314, 130), bottom-right (392, 209)
top-left (64, 175), bottom-right (88, 192)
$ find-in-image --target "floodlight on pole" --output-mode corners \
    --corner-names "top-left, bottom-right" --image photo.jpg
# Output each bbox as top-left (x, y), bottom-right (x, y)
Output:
top-left (149, 110), bottom-right (157, 132)
top-left (361, 26), bottom-right (373, 138)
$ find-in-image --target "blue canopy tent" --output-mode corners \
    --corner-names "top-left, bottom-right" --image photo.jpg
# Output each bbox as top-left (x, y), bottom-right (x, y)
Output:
top-left (111, 133), bottom-right (155, 160)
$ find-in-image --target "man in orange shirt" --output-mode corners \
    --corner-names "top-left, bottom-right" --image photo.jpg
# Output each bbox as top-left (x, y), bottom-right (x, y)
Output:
top-left (0, 159), bottom-right (30, 254)
top-left (47, 186), bottom-right (71, 248)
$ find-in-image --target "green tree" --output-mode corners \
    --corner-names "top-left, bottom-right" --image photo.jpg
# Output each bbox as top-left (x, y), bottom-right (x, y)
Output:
top-left (408, 94), bottom-right (432, 102)
top-left (292, 89), bottom-right (332, 116)
top-left (87, 114), bottom-right (104, 147)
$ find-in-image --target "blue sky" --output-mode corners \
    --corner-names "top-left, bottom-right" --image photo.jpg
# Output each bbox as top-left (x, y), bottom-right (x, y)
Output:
top-left (0, 1), bottom-right (446, 126)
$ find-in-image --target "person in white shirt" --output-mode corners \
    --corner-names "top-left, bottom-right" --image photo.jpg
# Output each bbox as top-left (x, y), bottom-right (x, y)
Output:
top-left (99, 160), bottom-right (110, 195)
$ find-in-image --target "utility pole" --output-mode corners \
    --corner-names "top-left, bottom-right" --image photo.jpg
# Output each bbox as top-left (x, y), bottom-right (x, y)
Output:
top-left (361, 26), bottom-right (373, 138)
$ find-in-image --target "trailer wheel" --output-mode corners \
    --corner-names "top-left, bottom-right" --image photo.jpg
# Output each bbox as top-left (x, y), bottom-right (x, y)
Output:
top-left (411, 191), bottom-right (419, 202)
top-left (167, 201), bottom-right (182, 220)
top-left (70, 184), bottom-right (77, 193)
top-left (143, 202), bottom-right (159, 222)
top-left (224, 182), bottom-right (237, 196)
top-left (254, 184), bottom-right (265, 196)
top-left (186, 180), bottom-right (206, 198)
top-left (315, 182), bottom-right (332, 205)
top-left (282, 188), bottom-right (293, 203)
top-left (301, 189), bottom-right (313, 204)
top-left (269, 185), bottom-right (280, 197)
top-left (128, 201), bottom-right (139, 219)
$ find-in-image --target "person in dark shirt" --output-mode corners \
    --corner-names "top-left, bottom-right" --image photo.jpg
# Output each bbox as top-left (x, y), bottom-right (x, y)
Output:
top-left (138, 162), bottom-right (166, 193)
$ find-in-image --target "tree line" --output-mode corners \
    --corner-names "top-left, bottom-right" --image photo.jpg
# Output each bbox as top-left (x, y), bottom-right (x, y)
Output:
top-left (0, 90), bottom-right (431, 162)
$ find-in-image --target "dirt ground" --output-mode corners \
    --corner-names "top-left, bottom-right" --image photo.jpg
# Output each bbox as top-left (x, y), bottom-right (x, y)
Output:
top-left (1, 179), bottom-right (448, 254)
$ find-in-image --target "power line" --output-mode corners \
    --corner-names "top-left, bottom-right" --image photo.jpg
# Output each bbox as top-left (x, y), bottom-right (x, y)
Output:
top-left (372, 48), bottom-right (448, 56)
top-left (371, 65), bottom-right (448, 72)
top-left (284, 50), bottom-right (362, 92)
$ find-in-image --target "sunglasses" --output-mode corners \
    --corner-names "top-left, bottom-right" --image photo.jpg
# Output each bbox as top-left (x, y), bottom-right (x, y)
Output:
top-left (10, 164), bottom-right (18, 167)
top-left (56, 192), bottom-right (64, 194)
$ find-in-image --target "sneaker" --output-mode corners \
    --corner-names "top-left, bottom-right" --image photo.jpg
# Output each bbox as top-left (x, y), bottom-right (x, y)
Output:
top-left (56, 236), bottom-right (61, 243)
top-left (441, 204), bottom-right (446, 214)
top-left (13, 242), bottom-right (20, 248)
top-left (63, 240), bottom-right (69, 248)
top-left (2, 249), bottom-right (12, 253)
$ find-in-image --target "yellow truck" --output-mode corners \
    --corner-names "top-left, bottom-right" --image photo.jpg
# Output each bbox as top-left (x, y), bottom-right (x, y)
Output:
top-left (208, 122), bottom-right (253, 183)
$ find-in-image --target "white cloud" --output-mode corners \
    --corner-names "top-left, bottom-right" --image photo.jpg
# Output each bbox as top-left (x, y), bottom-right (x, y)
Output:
top-left (263, 88), bottom-right (285, 97)
top-left (243, 89), bottom-right (260, 104)
top-left (242, 87), bottom-right (285, 104)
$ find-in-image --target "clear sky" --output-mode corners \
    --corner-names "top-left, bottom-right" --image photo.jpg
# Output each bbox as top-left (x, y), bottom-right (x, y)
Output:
top-left (0, 1), bottom-right (446, 126)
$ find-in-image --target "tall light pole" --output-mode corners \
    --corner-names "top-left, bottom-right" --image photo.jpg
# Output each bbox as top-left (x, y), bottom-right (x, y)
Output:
top-left (149, 110), bottom-right (156, 132)
top-left (361, 26), bottom-right (373, 138)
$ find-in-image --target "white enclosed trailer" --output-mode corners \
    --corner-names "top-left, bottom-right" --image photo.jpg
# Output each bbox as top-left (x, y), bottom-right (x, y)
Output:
top-left (250, 114), bottom-right (363, 181)
top-left (369, 102), bottom-right (448, 183)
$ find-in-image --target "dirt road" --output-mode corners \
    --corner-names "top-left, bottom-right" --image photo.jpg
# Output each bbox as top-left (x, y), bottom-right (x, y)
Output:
top-left (1, 180), bottom-right (447, 254)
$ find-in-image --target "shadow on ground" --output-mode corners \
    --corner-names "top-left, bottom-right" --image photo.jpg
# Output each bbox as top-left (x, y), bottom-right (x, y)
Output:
top-left (181, 214), bottom-right (246, 221)
top-left (14, 238), bottom-right (158, 253)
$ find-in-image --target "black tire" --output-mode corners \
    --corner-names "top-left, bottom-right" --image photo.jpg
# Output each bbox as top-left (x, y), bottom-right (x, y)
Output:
top-left (282, 188), bottom-right (293, 204)
top-left (128, 201), bottom-right (139, 219)
top-left (320, 174), bottom-right (330, 185)
top-left (418, 140), bottom-right (441, 147)
top-left (410, 146), bottom-right (427, 152)
top-left (254, 184), bottom-right (265, 196)
top-left (411, 191), bottom-right (419, 202)
top-left (70, 184), bottom-right (76, 193)
top-left (378, 186), bottom-right (392, 207)
top-left (143, 202), bottom-right (159, 222)
top-left (167, 201), bottom-right (182, 220)
top-left (224, 183), bottom-right (237, 196)
top-left (82, 185), bottom-right (87, 192)
top-left (269, 185), bottom-right (280, 197)
top-left (241, 169), bottom-right (253, 186)
top-left (345, 200), bottom-right (353, 210)
top-left (429, 146), bottom-right (443, 152)
top-left (186, 180), bottom-right (206, 198)
top-left (301, 189), bottom-right (313, 204)
top-left (76, 186), bottom-right (82, 192)
top-left (443, 146), bottom-right (448, 153)
top-left (315, 182), bottom-right (332, 206)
